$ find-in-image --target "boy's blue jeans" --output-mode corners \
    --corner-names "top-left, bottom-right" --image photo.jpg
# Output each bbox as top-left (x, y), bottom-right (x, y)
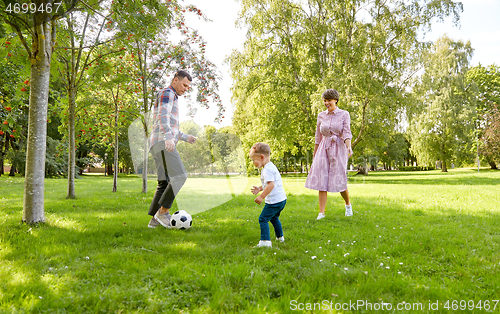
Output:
top-left (259, 199), bottom-right (287, 241)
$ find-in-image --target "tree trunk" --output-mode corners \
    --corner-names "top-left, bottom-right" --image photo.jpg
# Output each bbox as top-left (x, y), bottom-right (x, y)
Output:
top-left (23, 22), bottom-right (54, 224)
top-left (67, 87), bottom-right (76, 198)
top-left (142, 138), bottom-right (148, 193)
top-left (357, 166), bottom-right (368, 175)
top-left (0, 137), bottom-right (6, 176)
top-left (113, 107), bottom-right (118, 192)
top-left (488, 160), bottom-right (497, 170)
top-left (441, 160), bottom-right (448, 172)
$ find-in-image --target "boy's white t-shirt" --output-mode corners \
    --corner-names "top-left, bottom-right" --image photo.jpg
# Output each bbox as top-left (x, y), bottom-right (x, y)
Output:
top-left (261, 162), bottom-right (287, 204)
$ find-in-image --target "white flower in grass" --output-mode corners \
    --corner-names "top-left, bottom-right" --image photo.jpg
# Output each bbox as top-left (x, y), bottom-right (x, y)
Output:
top-left (344, 253), bottom-right (350, 257)
top-left (399, 262), bottom-right (403, 265)
top-left (320, 260), bottom-right (323, 262)
top-left (344, 268), bottom-right (348, 271)
top-left (328, 240), bottom-right (331, 243)
top-left (305, 251), bottom-right (308, 253)
top-left (334, 263), bottom-right (338, 266)
top-left (380, 263), bottom-right (384, 266)
top-left (387, 257), bottom-right (390, 259)
top-left (386, 266), bottom-right (390, 269)
top-left (376, 225), bottom-right (379, 227)
top-left (319, 246), bottom-right (322, 249)
top-left (311, 256), bottom-right (317, 259)
top-left (398, 271), bottom-right (402, 274)
top-left (337, 244), bottom-right (340, 247)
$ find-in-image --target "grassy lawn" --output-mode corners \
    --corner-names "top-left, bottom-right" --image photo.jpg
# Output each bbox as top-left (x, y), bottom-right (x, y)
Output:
top-left (1, 169), bottom-right (500, 313)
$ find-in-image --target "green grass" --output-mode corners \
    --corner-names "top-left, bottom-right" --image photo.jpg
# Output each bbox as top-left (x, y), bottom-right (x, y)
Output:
top-left (1, 169), bottom-right (500, 313)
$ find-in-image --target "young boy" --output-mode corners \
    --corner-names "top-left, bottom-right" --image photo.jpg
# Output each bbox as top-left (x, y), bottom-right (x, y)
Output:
top-left (249, 142), bottom-right (287, 248)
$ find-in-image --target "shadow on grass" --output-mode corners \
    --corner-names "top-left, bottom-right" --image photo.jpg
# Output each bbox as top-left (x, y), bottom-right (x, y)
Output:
top-left (282, 169), bottom-right (500, 186)
top-left (2, 179), bottom-right (500, 312)
top-left (346, 169), bottom-right (500, 185)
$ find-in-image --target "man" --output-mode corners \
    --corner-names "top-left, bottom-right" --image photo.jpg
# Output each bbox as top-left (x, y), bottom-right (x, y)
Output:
top-left (148, 70), bottom-right (197, 228)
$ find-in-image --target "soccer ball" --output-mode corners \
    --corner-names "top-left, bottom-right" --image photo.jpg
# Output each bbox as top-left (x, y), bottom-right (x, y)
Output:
top-left (170, 210), bottom-right (192, 229)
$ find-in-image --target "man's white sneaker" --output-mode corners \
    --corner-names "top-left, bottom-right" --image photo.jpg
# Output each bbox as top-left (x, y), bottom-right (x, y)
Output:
top-left (276, 236), bottom-right (285, 243)
top-left (255, 240), bottom-right (272, 248)
top-left (345, 204), bottom-right (353, 217)
top-left (317, 213), bottom-right (326, 220)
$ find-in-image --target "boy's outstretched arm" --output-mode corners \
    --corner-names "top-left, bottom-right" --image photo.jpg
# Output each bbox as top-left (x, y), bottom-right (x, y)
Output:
top-left (251, 185), bottom-right (263, 195)
top-left (255, 181), bottom-right (274, 205)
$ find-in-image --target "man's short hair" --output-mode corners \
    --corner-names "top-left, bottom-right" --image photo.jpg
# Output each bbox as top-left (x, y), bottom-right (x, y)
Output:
top-left (322, 89), bottom-right (340, 102)
top-left (174, 70), bottom-right (192, 82)
top-left (250, 142), bottom-right (271, 156)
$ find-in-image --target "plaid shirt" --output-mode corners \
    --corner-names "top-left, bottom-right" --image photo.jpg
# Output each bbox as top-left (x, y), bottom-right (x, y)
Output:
top-left (149, 85), bottom-right (188, 150)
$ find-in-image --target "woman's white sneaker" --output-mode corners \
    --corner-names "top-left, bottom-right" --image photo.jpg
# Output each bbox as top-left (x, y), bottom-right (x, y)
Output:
top-left (345, 204), bottom-right (353, 216)
top-left (317, 213), bottom-right (326, 220)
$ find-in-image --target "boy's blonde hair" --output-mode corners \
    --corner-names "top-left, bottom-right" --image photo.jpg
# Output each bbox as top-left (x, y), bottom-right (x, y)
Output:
top-left (250, 142), bottom-right (271, 156)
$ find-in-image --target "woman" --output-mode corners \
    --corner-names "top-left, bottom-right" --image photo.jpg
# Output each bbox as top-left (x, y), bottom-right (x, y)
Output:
top-left (305, 89), bottom-right (353, 219)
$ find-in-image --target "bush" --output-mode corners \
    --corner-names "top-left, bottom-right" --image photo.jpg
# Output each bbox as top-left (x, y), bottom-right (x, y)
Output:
top-left (45, 137), bottom-right (67, 177)
top-left (399, 166), bottom-right (434, 171)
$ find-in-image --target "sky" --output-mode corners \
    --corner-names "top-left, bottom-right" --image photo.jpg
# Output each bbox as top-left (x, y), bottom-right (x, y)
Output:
top-left (181, 0), bottom-right (500, 128)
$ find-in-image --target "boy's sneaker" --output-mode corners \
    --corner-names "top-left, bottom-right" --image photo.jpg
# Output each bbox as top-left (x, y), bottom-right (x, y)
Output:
top-left (147, 217), bottom-right (160, 228)
top-left (345, 204), bottom-right (353, 217)
top-left (154, 212), bottom-right (172, 228)
top-left (255, 240), bottom-right (272, 248)
top-left (276, 236), bottom-right (285, 243)
top-left (317, 213), bottom-right (326, 220)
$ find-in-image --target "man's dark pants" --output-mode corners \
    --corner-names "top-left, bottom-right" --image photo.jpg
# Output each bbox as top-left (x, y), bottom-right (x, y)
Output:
top-left (148, 141), bottom-right (187, 216)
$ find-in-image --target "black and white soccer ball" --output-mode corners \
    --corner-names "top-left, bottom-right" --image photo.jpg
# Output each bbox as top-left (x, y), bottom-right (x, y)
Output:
top-left (170, 210), bottom-right (192, 229)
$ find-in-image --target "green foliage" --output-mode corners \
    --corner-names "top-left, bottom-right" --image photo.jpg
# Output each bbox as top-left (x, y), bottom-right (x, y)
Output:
top-left (466, 65), bottom-right (500, 167)
top-left (45, 137), bottom-right (67, 177)
top-left (178, 122), bottom-right (246, 175)
top-left (5, 145), bottom-right (24, 174)
top-left (229, 0), bottom-right (463, 164)
top-left (1, 170), bottom-right (500, 312)
top-left (409, 36), bottom-right (475, 171)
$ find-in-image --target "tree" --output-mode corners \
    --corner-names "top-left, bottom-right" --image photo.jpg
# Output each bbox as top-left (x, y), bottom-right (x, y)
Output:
top-left (380, 132), bottom-right (409, 170)
top-left (84, 51), bottom-right (137, 192)
top-left (479, 103), bottom-right (500, 167)
top-left (1, 0), bottom-right (77, 223)
top-left (408, 36), bottom-right (475, 172)
top-left (466, 64), bottom-right (500, 169)
top-left (55, 1), bottom-right (119, 198)
top-left (229, 0), bottom-right (463, 172)
top-left (118, 2), bottom-right (223, 193)
top-left (0, 37), bottom-right (27, 176)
